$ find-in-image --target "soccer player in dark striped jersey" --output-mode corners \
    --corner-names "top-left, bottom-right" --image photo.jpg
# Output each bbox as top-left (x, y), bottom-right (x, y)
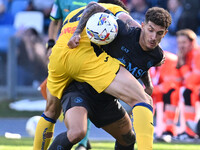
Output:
top-left (48, 3), bottom-right (171, 150)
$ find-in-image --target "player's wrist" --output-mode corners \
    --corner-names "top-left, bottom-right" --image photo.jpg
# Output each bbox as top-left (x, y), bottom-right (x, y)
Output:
top-left (46, 39), bottom-right (55, 50)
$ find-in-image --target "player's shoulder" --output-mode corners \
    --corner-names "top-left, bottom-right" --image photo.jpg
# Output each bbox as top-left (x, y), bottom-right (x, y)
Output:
top-left (99, 3), bottom-right (127, 15)
top-left (116, 19), bottom-right (139, 36)
top-left (154, 45), bottom-right (164, 59)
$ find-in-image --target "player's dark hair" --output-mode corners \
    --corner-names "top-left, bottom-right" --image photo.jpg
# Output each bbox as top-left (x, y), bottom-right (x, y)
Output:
top-left (145, 7), bottom-right (171, 29)
top-left (98, 0), bottom-right (129, 12)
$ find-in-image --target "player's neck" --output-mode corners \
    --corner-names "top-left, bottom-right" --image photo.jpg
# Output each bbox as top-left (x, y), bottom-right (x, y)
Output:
top-left (139, 34), bottom-right (148, 51)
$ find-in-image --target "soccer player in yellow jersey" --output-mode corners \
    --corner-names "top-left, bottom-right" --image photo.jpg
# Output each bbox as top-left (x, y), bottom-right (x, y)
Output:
top-left (54, 3), bottom-right (170, 150)
top-left (33, 1), bottom-right (140, 150)
top-left (35, 0), bottom-right (97, 149)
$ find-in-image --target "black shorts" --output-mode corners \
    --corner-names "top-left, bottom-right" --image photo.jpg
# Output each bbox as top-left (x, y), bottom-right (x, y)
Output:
top-left (61, 81), bottom-right (126, 128)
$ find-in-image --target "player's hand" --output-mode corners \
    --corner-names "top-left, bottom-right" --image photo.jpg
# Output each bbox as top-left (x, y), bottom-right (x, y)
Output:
top-left (67, 34), bottom-right (81, 49)
top-left (145, 85), bottom-right (153, 96)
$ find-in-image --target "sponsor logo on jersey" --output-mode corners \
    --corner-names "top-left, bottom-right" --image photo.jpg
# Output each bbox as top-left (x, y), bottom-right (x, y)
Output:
top-left (50, 4), bottom-right (58, 18)
top-left (72, 1), bottom-right (87, 6)
top-left (60, 27), bottom-right (77, 36)
top-left (121, 46), bottom-right (130, 53)
top-left (126, 63), bottom-right (146, 78)
top-left (64, 9), bottom-right (69, 12)
top-left (42, 128), bottom-right (48, 150)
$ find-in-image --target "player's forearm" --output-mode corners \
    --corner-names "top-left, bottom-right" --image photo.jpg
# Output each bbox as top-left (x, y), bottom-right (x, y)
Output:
top-left (141, 72), bottom-right (152, 87)
top-left (117, 13), bottom-right (141, 28)
top-left (48, 19), bottom-right (62, 40)
top-left (141, 71), bottom-right (154, 96)
top-left (74, 2), bottom-right (106, 35)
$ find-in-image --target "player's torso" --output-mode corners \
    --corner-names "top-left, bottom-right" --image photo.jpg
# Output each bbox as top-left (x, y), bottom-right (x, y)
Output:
top-left (103, 27), bottom-right (163, 79)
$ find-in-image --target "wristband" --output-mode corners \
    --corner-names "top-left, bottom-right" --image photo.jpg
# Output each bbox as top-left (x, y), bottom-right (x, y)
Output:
top-left (46, 39), bottom-right (55, 50)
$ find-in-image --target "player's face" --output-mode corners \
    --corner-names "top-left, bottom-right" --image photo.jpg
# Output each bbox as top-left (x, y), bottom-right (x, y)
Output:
top-left (140, 21), bottom-right (167, 51)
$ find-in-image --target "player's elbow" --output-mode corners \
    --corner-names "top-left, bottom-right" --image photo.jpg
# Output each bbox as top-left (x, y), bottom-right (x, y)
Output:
top-left (87, 1), bottom-right (98, 7)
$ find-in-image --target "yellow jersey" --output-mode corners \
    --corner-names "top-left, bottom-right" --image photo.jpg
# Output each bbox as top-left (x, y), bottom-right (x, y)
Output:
top-left (48, 3), bottom-right (126, 99)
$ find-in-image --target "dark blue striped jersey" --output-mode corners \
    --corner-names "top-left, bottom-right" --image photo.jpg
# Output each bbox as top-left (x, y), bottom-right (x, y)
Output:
top-left (102, 20), bottom-right (163, 79)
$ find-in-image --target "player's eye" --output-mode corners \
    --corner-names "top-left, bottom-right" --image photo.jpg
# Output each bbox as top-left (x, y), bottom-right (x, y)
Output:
top-left (157, 31), bottom-right (164, 36)
top-left (148, 28), bottom-right (153, 32)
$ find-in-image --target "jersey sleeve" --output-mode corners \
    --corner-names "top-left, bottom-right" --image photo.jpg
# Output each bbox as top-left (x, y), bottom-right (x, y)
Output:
top-left (152, 46), bottom-right (164, 66)
top-left (50, 0), bottom-right (62, 20)
top-left (100, 3), bottom-right (128, 17)
top-left (117, 19), bottom-right (136, 36)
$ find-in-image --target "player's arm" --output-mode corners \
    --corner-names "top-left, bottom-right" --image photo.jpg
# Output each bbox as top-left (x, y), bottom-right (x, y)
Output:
top-left (48, 19), bottom-right (62, 42)
top-left (140, 71), bottom-right (153, 96)
top-left (68, 2), bottom-right (140, 48)
top-left (117, 12), bottom-right (140, 28)
top-left (46, 0), bottom-right (63, 51)
top-left (68, 2), bottom-right (107, 48)
top-left (46, 19), bottom-right (62, 56)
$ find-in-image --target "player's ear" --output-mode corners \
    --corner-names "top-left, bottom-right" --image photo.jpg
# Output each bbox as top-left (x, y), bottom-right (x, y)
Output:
top-left (164, 30), bottom-right (168, 36)
top-left (141, 22), bottom-right (145, 28)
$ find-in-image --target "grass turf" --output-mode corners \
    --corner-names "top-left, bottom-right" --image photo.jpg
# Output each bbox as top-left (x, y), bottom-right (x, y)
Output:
top-left (1, 100), bottom-right (200, 150)
top-left (0, 137), bottom-right (200, 150)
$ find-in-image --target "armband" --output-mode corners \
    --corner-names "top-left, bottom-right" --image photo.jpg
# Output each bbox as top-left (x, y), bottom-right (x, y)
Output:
top-left (46, 39), bottom-right (55, 50)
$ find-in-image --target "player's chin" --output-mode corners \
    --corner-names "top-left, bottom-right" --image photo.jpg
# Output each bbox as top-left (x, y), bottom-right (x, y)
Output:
top-left (146, 46), bottom-right (155, 51)
top-left (148, 43), bottom-right (157, 49)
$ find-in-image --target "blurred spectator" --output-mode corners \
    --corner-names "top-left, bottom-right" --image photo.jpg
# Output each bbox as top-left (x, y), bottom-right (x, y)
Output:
top-left (177, 0), bottom-right (200, 34)
top-left (148, 0), bottom-right (167, 9)
top-left (151, 51), bottom-right (182, 141)
top-left (128, 0), bottom-right (149, 24)
top-left (0, 0), bottom-right (13, 25)
top-left (187, 119), bottom-right (200, 137)
top-left (167, 0), bottom-right (183, 35)
top-left (121, 0), bottom-right (128, 6)
top-left (26, 0), bottom-right (54, 33)
top-left (16, 28), bottom-right (47, 86)
top-left (176, 29), bottom-right (200, 141)
top-left (0, 0), bottom-right (5, 14)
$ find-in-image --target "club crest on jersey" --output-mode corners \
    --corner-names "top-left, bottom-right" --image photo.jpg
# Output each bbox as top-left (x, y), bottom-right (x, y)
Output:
top-left (74, 97), bottom-right (83, 103)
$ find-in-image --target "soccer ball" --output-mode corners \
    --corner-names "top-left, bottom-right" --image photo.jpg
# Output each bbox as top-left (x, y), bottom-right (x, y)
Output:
top-left (86, 12), bottom-right (118, 45)
top-left (26, 116), bottom-right (41, 137)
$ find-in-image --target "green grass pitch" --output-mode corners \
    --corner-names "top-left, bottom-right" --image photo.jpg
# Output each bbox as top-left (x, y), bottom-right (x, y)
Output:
top-left (0, 137), bottom-right (200, 150)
